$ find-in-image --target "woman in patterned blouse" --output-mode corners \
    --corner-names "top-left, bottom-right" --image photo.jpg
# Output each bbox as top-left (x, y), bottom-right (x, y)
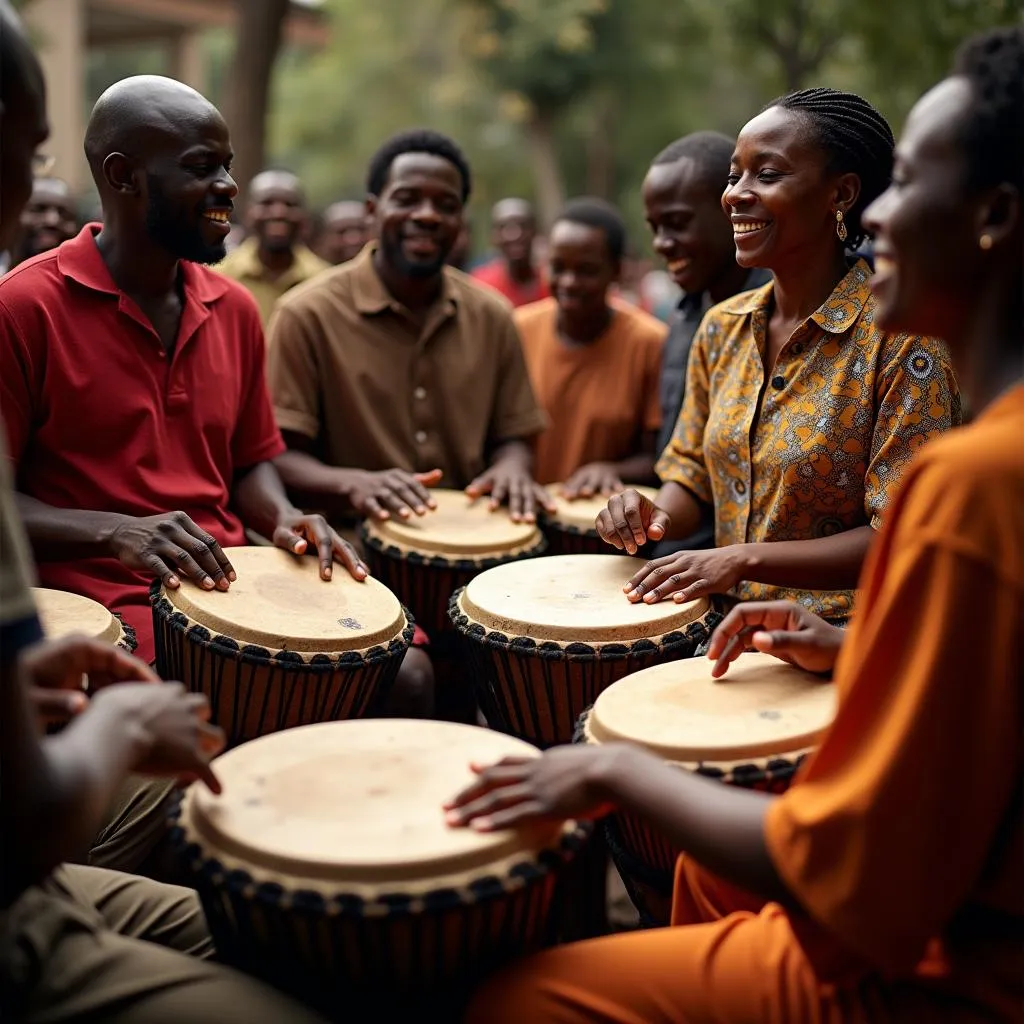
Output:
top-left (596, 89), bottom-right (961, 622)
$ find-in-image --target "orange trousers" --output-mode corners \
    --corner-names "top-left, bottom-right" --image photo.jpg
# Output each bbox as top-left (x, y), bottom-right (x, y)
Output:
top-left (465, 856), bottom-right (988, 1023)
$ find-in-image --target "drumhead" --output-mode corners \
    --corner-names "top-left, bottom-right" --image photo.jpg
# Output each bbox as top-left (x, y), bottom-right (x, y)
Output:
top-left (548, 486), bottom-right (659, 533)
top-left (588, 653), bottom-right (836, 761)
top-left (364, 488), bottom-right (541, 557)
top-left (32, 587), bottom-right (123, 645)
top-left (184, 719), bottom-right (564, 887)
top-left (459, 554), bottom-right (709, 643)
top-left (163, 547), bottom-right (405, 653)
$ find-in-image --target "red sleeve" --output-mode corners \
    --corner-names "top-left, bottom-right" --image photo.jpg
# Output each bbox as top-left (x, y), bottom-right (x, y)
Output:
top-left (231, 303), bottom-right (286, 470)
top-left (0, 296), bottom-right (41, 467)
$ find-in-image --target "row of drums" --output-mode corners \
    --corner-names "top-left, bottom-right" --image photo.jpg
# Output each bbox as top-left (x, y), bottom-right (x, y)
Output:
top-left (33, 489), bottom-right (837, 1019)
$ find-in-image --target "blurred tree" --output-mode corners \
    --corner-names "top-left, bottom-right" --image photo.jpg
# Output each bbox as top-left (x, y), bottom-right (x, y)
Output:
top-left (223, 0), bottom-right (290, 203)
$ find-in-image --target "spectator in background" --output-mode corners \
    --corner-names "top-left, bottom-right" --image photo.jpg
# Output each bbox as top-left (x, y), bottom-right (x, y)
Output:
top-left (472, 197), bottom-right (549, 306)
top-left (515, 197), bottom-right (666, 495)
top-left (446, 212), bottom-right (473, 271)
top-left (313, 198), bottom-right (369, 265)
top-left (12, 174), bottom-right (77, 266)
top-left (216, 168), bottom-right (328, 325)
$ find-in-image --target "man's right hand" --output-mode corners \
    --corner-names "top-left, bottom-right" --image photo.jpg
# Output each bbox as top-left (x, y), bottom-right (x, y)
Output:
top-left (706, 601), bottom-right (845, 678)
top-left (109, 512), bottom-right (236, 591)
top-left (595, 489), bottom-right (672, 555)
top-left (88, 682), bottom-right (225, 793)
top-left (342, 468), bottom-right (442, 521)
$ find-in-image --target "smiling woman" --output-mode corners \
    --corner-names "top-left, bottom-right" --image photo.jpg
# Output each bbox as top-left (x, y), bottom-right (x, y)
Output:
top-left (596, 88), bottom-right (961, 624)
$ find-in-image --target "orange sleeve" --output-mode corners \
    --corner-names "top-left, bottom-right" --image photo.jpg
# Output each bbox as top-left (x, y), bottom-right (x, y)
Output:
top-left (765, 450), bottom-right (1023, 977)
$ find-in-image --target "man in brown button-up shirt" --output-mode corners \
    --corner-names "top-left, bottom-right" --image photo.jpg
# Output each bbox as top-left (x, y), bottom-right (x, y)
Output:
top-left (269, 129), bottom-right (551, 526)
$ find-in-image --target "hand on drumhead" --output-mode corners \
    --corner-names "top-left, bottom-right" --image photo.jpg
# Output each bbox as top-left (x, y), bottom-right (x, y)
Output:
top-left (561, 463), bottom-right (625, 501)
top-left (19, 635), bottom-right (160, 726)
top-left (623, 546), bottom-right (743, 605)
top-left (273, 511), bottom-right (370, 583)
top-left (344, 468), bottom-right (442, 520)
top-left (465, 461), bottom-right (556, 524)
top-left (443, 748), bottom-right (618, 831)
top-left (109, 512), bottom-right (236, 592)
top-left (707, 601), bottom-right (844, 678)
top-left (89, 682), bottom-right (225, 793)
top-left (595, 490), bottom-right (671, 555)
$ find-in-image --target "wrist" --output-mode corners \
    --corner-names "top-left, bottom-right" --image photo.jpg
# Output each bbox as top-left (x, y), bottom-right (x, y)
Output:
top-left (589, 743), bottom-right (644, 809)
top-left (733, 542), bottom-right (761, 579)
top-left (103, 514), bottom-right (134, 557)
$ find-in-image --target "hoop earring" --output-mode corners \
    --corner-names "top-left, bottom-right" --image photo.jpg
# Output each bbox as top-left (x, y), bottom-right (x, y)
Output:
top-left (835, 209), bottom-right (848, 243)
top-left (979, 234), bottom-right (993, 251)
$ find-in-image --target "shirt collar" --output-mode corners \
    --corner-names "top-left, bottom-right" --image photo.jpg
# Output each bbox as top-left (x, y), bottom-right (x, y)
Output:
top-left (230, 236), bottom-right (326, 286)
top-left (713, 258), bottom-right (872, 335)
top-left (57, 223), bottom-right (230, 305)
top-left (351, 242), bottom-right (457, 317)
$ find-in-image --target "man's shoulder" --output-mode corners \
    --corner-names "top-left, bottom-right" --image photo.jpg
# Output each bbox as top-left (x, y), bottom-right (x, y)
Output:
top-left (513, 295), bottom-right (556, 330)
top-left (614, 302), bottom-right (669, 346)
top-left (274, 260), bottom-right (356, 317)
top-left (446, 265), bottom-right (516, 320)
top-left (0, 249), bottom-right (66, 312)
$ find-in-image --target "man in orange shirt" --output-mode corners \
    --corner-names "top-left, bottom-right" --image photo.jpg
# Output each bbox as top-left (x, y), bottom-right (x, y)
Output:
top-left (515, 197), bottom-right (666, 495)
top-left (446, 26), bottom-right (1023, 1022)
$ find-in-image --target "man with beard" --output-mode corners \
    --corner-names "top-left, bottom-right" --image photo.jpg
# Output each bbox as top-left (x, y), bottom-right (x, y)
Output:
top-left (472, 197), bottom-right (549, 307)
top-left (268, 130), bottom-right (551, 712)
top-left (0, 75), bottom-right (366, 872)
top-left (641, 132), bottom-right (771, 551)
top-left (216, 168), bottom-right (328, 326)
top-left (312, 198), bottom-right (369, 266)
top-left (12, 174), bottom-right (77, 266)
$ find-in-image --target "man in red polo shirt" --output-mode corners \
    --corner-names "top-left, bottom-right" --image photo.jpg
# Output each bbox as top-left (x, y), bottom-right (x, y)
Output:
top-left (471, 197), bottom-right (549, 307)
top-left (0, 74), bottom-right (365, 670)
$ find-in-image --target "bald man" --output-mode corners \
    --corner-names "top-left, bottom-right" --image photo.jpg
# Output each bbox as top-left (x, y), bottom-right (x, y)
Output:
top-left (13, 175), bottom-right (77, 265)
top-left (471, 197), bottom-right (549, 306)
top-left (313, 199), bottom-right (369, 265)
top-left (216, 168), bottom-right (329, 325)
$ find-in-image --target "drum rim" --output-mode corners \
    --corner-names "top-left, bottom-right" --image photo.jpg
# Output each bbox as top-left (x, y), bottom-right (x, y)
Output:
top-left (169, 788), bottom-right (591, 912)
top-left (360, 521), bottom-right (547, 565)
top-left (449, 586), bottom-right (718, 652)
top-left (32, 585), bottom-right (130, 649)
top-left (150, 583), bottom-right (414, 666)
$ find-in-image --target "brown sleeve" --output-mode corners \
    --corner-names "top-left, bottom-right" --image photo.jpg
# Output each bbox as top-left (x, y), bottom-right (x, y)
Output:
top-left (488, 311), bottom-right (548, 444)
top-left (265, 302), bottom-right (323, 441)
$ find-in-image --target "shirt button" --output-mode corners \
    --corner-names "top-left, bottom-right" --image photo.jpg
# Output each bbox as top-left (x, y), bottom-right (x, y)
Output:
top-left (771, 375), bottom-right (785, 390)
top-left (415, 430), bottom-right (428, 444)
top-left (413, 386), bottom-right (427, 400)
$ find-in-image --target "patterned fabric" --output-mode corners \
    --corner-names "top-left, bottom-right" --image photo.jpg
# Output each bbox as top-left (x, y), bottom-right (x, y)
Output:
top-left (655, 259), bottom-right (960, 621)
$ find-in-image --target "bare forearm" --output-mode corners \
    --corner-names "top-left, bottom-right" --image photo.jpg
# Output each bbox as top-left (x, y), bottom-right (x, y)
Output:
top-left (737, 525), bottom-right (874, 591)
top-left (273, 450), bottom-right (354, 516)
top-left (613, 452), bottom-right (658, 486)
top-left (15, 492), bottom-right (127, 561)
top-left (655, 480), bottom-right (707, 540)
top-left (233, 461), bottom-right (299, 538)
top-left (601, 746), bottom-right (795, 907)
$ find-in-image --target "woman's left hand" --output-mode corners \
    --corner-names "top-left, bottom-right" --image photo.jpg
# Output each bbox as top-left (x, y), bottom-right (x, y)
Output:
top-left (624, 545), bottom-right (747, 604)
top-left (444, 746), bottom-right (624, 831)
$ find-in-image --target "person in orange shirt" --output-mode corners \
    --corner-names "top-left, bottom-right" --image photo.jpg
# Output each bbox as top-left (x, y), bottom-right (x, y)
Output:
top-left (446, 25), bottom-right (1023, 1022)
top-left (515, 197), bottom-right (667, 496)
top-left (596, 90), bottom-right (960, 625)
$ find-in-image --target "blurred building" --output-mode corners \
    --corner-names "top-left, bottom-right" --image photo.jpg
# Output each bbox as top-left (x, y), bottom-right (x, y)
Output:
top-left (22, 0), bottom-right (326, 194)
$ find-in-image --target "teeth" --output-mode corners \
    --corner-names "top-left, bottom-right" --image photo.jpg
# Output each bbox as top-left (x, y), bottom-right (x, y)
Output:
top-left (667, 259), bottom-right (690, 272)
top-left (204, 211), bottom-right (229, 222)
top-left (733, 221), bottom-right (768, 235)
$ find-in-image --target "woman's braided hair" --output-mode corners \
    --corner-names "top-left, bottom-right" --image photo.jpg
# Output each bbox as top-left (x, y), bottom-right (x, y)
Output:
top-left (763, 87), bottom-right (895, 250)
top-left (953, 26), bottom-right (1024, 195)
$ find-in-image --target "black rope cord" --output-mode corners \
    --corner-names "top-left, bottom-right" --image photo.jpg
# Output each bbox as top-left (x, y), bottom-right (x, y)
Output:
top-left (112, 611), bottom-right (138, 654)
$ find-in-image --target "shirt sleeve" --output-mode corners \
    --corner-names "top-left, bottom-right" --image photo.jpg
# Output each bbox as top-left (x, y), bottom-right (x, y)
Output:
top-left (231, 306), bottom-right (286, 469)
top-left (265, 301), bottom-right (323, 441)
top-left (488, 312), bottom-right (548, 445)
top-left (654, 316), bottom-right (713, 504)
top-left (863, 333), bottom-right (960, 529)
top-left (765, 456), bottom-right (1022, 978)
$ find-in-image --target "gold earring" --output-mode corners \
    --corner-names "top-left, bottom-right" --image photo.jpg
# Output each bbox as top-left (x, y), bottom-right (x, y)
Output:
top-left (979, 234), bottom-right (993, 251)
top-left (835, 209), bottom-right (848, 243)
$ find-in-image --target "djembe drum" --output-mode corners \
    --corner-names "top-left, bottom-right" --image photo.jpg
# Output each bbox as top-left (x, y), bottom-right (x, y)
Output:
top-left (575, 652), bottom-right (836, 925)
top-left (170, 719), bottom-right (589, 1018)
top-left (543, 486), bottom-right (659, 556)
top-left (33, 586), bottom-right (137, 653)
top-left (151, 547), bottom-right (412, 745)
top-left (361, 489), bottom-right (546, 720)
top-left (449, 554), bottom-right (720, 749)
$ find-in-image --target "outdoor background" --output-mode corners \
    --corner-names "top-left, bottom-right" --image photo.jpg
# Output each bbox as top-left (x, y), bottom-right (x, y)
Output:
top-left (23, 0), bottom-right (1024, 250)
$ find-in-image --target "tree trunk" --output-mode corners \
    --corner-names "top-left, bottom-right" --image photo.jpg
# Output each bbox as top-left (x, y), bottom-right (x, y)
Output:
top-left (223, 0), bottom-right (290, 206)
top-left (585, 92), bottom-right (616, 200)
top-left (524, 110), bottom-right (565, 231)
